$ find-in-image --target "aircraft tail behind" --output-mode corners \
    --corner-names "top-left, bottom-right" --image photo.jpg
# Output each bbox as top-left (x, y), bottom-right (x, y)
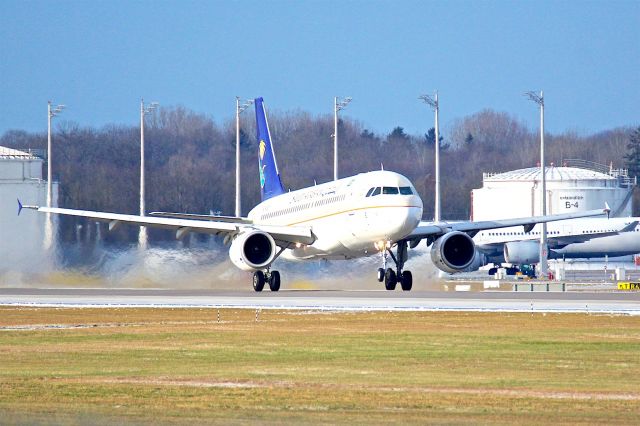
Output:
top-left (254, 97), bottom-right (285, 201)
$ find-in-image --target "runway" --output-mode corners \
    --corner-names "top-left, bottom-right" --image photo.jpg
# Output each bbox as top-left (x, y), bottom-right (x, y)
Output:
top-left (1, 288), bottom-right (640, 314)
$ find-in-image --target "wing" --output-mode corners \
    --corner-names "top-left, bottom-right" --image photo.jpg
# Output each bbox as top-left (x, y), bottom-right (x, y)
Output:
top-left (24, 206), bottom-right (315, 246)
top-left (408, 204), bottom-right (611, 241)
top-left (548, 220), bottom-right (639, 248)
top-left (149, 211), bottom-right (253, 224)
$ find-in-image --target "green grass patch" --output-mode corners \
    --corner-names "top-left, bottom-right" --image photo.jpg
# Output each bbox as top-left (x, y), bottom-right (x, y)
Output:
top-left (0, 308), bottom-right (639, 424)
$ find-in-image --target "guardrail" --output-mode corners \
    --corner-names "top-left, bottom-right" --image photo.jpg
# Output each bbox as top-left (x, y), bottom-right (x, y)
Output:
top-left (563, 158), bottom-right (636, 187)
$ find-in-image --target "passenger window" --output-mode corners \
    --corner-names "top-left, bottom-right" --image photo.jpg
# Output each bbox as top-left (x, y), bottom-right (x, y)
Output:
top-left (371, 187), bottom-right (381, 196)
top-left (399, 186), bottom-right (413, 195)
top-left (365, 187), bottom-right (375, 197)
top-left (383, 187), bottom-right (399, 195)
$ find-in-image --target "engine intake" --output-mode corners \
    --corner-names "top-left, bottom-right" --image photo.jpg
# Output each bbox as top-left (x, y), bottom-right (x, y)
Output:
top-left (229, 231), bottom-right (277, 271)
top-left (430, 231), bottom-right (476, 273)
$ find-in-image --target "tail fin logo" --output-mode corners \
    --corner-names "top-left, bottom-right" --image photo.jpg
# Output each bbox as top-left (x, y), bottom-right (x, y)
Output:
top-left (259, 140), bottom-right (266, 160)
top-left (259, 140), bottom-right (267, 188)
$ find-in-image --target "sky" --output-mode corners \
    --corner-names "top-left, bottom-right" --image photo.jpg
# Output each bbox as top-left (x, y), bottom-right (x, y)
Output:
top-left (1, 0), bottom-right (638, 138)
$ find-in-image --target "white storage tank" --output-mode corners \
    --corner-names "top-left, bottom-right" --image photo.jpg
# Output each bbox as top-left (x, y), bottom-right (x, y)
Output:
top-left (0, 146), bottom-right (58, 277)
top-left (471, 161), bottom-right (634, 221)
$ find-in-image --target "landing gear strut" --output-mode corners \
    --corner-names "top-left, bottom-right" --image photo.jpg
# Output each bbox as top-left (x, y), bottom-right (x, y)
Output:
top-left (378, 240), bottom-right (412, 291)
top-left (253, 268), bottom-right (281, 292)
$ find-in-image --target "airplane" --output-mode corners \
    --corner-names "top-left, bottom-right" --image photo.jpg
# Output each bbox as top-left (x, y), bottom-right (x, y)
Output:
top-left (18, 97), bottom-right (611, 292)
top-left (467, 217), bottom-right (640, 273)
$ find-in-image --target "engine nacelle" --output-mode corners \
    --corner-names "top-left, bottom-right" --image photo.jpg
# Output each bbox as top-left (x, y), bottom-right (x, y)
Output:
top-left (229, 231), bottom-right (277, 271)
top-left (430, 231), bottom-right (477, 273)
top-left (503, 240), bottom-right (540, 264)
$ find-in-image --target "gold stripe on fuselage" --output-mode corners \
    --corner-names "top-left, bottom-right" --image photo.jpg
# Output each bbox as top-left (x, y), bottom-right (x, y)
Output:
top-left (256, 204), bottom-right (422, 227)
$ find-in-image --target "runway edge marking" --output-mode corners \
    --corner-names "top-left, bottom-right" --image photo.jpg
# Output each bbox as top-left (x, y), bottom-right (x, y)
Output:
top-left (1, 301), bottom-right (639, 315)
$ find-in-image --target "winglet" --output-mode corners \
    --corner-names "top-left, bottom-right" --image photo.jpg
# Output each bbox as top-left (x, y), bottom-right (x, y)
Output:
top-left (17, 200), bottom-right (40, 214)
top-left (604, 202), bottom-right (610, 219)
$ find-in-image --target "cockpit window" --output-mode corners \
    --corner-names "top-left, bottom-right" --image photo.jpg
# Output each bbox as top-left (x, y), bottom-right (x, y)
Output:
top-left (365, 187), bottom-right (375, 197)
top-left (371, 187), bottom-right (381, 196)
top-left (383, 187), bottom-right (399, 195)
top-left (399, 186), bottom-right (413, 195)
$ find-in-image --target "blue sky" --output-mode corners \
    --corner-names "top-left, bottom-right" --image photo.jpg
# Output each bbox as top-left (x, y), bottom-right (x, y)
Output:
top-left (1, 0), bottom-right (638, 137)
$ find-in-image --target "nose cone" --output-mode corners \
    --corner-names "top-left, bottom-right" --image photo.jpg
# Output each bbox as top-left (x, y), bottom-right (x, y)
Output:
top-left (388, 198), bottom-right (423, 240)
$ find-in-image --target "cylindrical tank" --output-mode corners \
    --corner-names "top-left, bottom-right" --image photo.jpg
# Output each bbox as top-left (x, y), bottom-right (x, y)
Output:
top-left (472, 165), bottom-right (634, 221)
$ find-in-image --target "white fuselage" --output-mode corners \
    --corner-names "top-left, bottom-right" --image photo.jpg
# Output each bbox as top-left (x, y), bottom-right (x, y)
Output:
top-left (247, 171), bottom-right (423, 260)
top-left (474, 217), bottom-right (640, 259)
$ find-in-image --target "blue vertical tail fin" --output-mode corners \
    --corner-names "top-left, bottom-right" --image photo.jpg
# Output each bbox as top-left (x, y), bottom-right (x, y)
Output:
top-left (254, 97), bottom-right (285, 201)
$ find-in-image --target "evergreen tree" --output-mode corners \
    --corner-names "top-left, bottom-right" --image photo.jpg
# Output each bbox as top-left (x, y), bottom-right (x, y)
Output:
top-left (423, 127), bottom-right (448, 150)
top-left (624, 127), bottom-right (640, 177)
top-left (388, 126), bottom-right (409, 141)
top-left (424, 127), bottom-right (440, 146)
top-left (464, 132), bottom-right (474, 145)
top-left (360, 129), bottom-right (377, 140)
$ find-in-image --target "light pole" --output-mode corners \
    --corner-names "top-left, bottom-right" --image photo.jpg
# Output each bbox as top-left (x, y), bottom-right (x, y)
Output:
top-left (47, 101), bottom-right (65, 209)
top-left (236, 97), bottom-right (254, 217)
top-left (333, 96), bottom-right (352, 181)
top-left (139, 98), bottom-right (158, 247)
top-left (44, 101), bottom-right (64, 250)
top-left (525, 90), bottom-right (548, 277)
top-left (419, 92), bottom-right (440, 222)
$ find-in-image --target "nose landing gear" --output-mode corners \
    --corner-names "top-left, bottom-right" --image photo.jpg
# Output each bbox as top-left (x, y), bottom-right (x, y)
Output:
top-left (377, 240), bottom-right (413, 291)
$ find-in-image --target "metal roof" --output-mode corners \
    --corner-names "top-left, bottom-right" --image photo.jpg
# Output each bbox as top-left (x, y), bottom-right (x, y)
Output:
top-left (0, 145), bottom-right (40, 159)
top-left (483, 167), bottom-right (614, 182)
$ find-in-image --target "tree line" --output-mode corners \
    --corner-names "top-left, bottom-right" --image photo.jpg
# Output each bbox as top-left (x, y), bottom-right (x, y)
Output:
top-left (1, 106), bottom-right (638, 243)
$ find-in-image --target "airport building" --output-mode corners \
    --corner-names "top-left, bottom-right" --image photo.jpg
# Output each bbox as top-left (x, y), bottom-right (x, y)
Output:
top-left (0, 146), bottom-right (57, 275)
top-left (471, 160), bottom-right (635, 221)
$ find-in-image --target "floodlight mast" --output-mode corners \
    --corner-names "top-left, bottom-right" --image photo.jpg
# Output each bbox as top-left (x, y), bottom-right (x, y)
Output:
top-left (139, 98), bottom-right (158, 248)
top-left (525, 90), bottom-right (548, 277)
top-left (334, 96), bottom-right (352, 181)
top-left (419, 92), bottom-right (440, 222)
top-left (235, 97), bottom-right (254, 217)
top-left (46, 101), bottom-right (65, 209)
top-left (45, 101), bottom-right (65, 250)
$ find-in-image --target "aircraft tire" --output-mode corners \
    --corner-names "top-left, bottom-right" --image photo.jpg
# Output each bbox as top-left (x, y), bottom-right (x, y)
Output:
top-left (377, 268), bottom-right (385, 282)
top-left (253, 271), bottom-right (265, 292)
top-left (269, 271), bottom-right (281, 292)
top-left (400, 271), bottom-right (413, 291)
top-left (384, 268), bottom-right (397, 290)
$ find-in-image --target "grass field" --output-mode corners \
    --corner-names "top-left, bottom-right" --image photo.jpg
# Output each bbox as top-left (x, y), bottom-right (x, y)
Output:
top-left (1, 307), bottom-right (639, 424)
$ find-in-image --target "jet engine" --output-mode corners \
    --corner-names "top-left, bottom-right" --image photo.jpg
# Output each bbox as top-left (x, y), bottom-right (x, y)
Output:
top-left (460, 250), bottom-right (487, 272)
top-left (229, 230), bottom-right (277, 271)
top-left (430, 231), bottom-right (476, 273)
top-left (503, 241), bottom-right (540, 264)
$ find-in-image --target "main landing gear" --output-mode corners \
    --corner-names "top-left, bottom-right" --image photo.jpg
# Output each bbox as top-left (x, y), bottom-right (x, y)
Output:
top-left (377, 240), bottom-right (413, 291)
top-left (252, 269), bottom-right (281, 292)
